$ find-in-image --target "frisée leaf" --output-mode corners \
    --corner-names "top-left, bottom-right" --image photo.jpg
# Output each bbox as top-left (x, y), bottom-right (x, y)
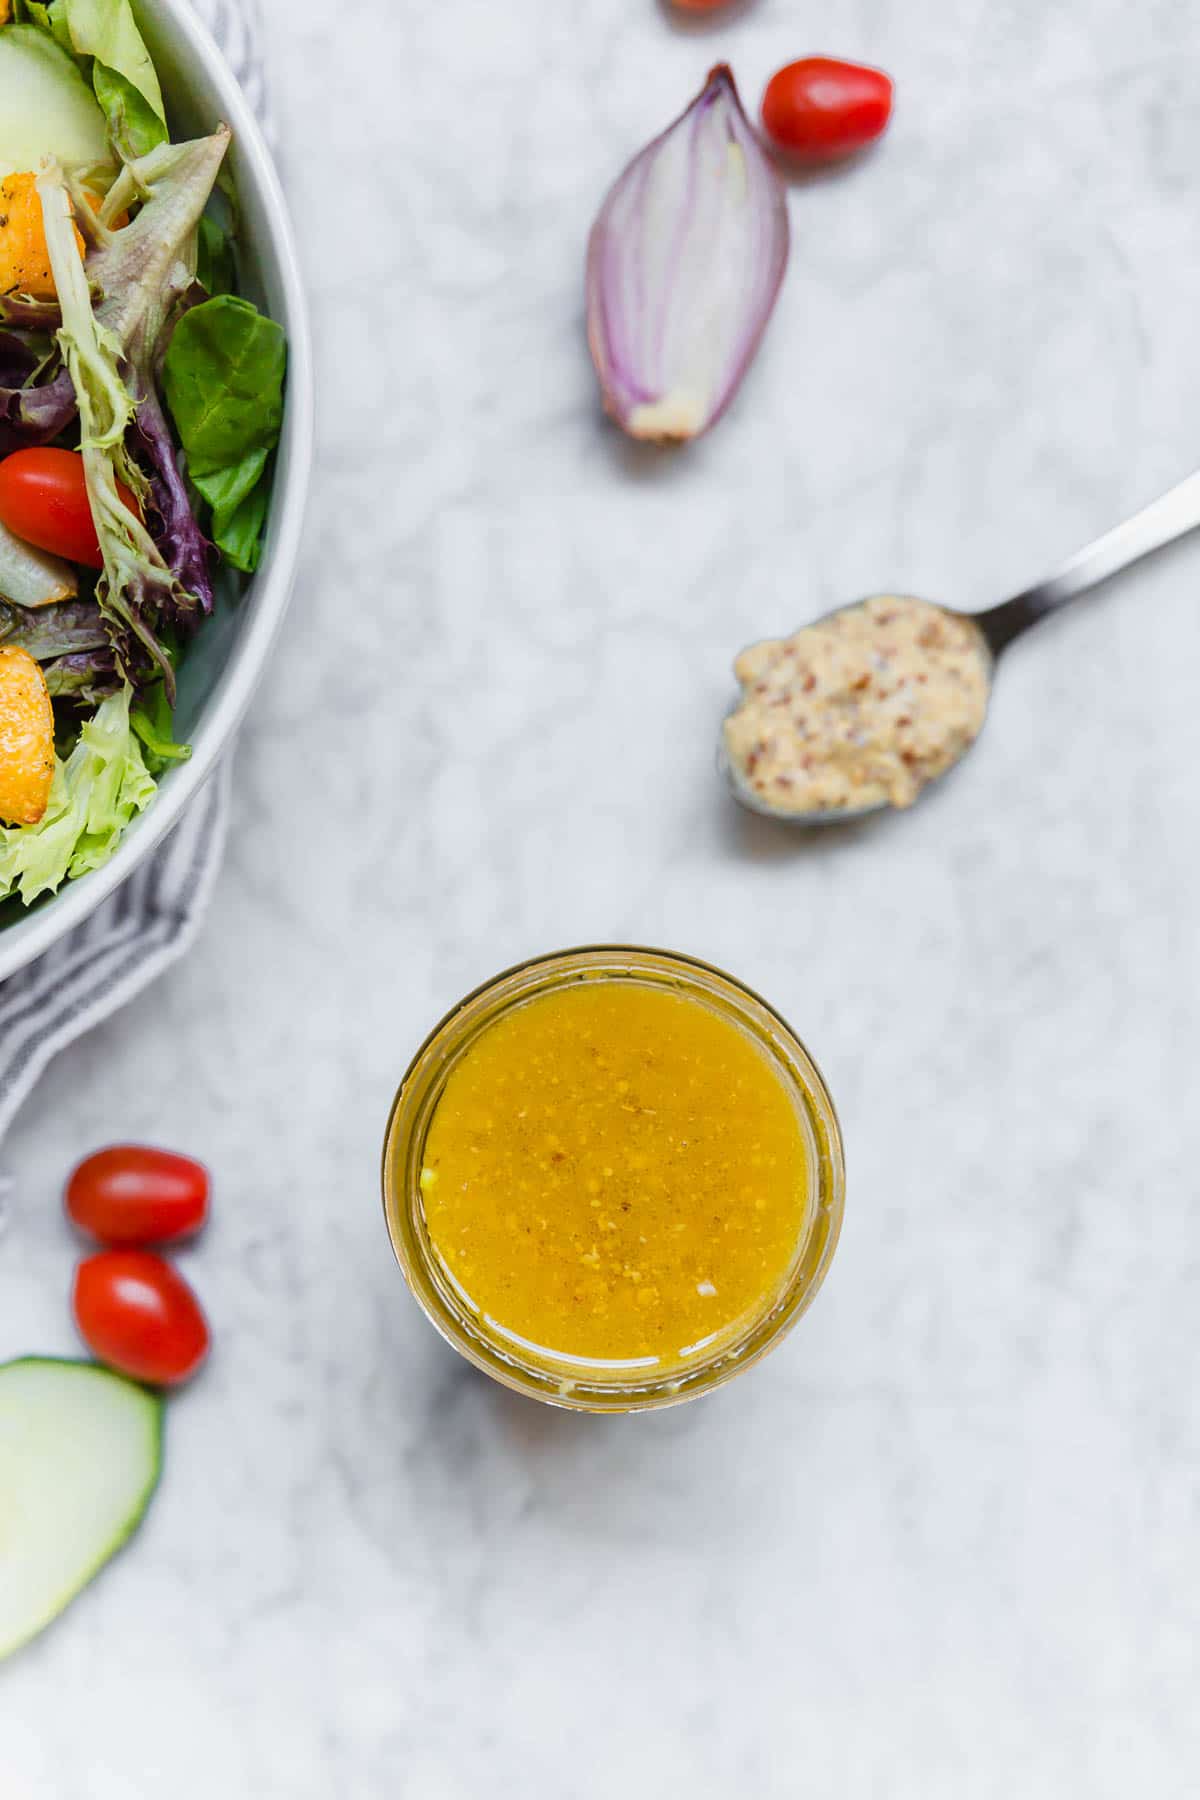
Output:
top-left (37, 133), bottom-right (229, 693)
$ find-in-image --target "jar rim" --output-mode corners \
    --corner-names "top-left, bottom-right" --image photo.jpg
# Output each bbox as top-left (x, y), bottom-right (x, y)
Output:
top-left (382, 946), bottom-right (845, 1413)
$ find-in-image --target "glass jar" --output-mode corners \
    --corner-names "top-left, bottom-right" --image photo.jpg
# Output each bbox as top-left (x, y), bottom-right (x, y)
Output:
top-left (382, 946), bottom-right (845, 1413)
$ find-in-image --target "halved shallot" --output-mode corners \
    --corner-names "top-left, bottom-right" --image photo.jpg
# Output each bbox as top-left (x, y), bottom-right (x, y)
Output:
top-left (586, 65), bottom-right (790, 445)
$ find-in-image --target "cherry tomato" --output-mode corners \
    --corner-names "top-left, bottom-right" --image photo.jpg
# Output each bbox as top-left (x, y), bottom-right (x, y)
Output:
top-left (0, 447), bottom-right (138, 570)
top-left (66, 1145), bottom-right (210, 1246)
top-left (761, 57), bottom-right (894, 161)
top-left (72, 1250), bottom-right (210, 1387)
top-left (670, 1), bottom-right (736, 10)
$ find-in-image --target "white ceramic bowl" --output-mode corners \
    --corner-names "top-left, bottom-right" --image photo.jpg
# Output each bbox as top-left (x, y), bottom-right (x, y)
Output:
top-left (0, 0), bottom-right (314, 981)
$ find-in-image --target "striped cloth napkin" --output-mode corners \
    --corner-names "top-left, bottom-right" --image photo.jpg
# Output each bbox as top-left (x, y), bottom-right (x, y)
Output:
top-left (0, 0), bottom-right (271, 1144)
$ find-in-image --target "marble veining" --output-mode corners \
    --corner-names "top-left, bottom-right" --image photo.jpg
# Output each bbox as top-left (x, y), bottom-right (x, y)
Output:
top-left (4, 2), bottom-right (1200, 1793)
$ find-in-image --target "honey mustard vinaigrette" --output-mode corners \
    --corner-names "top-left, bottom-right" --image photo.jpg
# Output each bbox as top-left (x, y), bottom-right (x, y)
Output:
top-left (384, 949), bottom-right (844, 1412)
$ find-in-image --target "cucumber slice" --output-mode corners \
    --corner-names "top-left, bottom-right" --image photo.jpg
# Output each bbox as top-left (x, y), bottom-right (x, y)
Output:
top-left (0, 26), bottom-right (112, 179)
top-left (0, 1357), bottom-right (163, 1659)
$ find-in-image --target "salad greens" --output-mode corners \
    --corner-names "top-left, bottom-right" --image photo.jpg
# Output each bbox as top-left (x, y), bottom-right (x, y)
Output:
top-left (196, 213), bottom-right (235, 298)
top-left (41, 139), bottom-right (229, 683)
top-left (0, 596), bottom-right (107, 660)
top-left (131, 677), bottom-right (191, 769)
top-left (0, 349), bottom-right (76, 452)
top-left (17, 0), bottom-right (167, 159)
top-left (163, 296), bottom-right (285, 574)
top-left (40, 159), bottom-right (177, 691)
top-left (0, 685), bottom-right (153, 904)
top-left (0, 0), bottom-right (287, 906)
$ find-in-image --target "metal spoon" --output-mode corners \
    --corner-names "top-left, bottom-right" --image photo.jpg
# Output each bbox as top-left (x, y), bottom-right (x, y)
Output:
top-left (721, 468), bottom-right (1200, 824)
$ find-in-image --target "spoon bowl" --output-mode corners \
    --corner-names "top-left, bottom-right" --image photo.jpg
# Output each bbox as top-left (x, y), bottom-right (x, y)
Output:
top-left (722, 469), bottom-right (1200, 827)
top-left (721, 593), bottom-right (993, 825)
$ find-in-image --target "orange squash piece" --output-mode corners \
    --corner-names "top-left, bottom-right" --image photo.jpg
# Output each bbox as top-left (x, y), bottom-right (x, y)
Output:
top-left (0, 646), bottom-right (55, 826)
top-left (0, 171), bottom-right (87, 302)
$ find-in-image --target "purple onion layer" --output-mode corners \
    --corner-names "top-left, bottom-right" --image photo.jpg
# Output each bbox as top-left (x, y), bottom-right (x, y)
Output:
top-left (586, 65), bottom-right (791, 445)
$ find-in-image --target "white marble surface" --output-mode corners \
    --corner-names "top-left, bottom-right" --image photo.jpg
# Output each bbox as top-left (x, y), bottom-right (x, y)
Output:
top-left (5, 1), bottom-right (1200, 1792)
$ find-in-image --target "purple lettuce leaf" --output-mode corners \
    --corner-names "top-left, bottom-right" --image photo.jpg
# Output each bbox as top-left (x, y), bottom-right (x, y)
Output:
top-left (0, 332), bottom-right (77, 453)
top-left (43, 645), bottom-right (120, 704)
top-left (0, 598), bottom-right (109, 660)
top-left (127, 385), bottom-right (213, 615)
top-left (0, 296), bottom-right (62, 332)
top-left (0, 333), bottom-right (34, 388)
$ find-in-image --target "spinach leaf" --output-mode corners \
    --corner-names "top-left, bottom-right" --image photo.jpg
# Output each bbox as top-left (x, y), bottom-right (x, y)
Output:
top-left (187, 448), bottom-right (267, 573)
top-left (213, 482), bottom-right (270, 573)
top-left (163, 297), bottom-right (284, 465)
top-left (48, 0), bottom-right (168, 159)
top-left (161, 295), bottom-right (285, 575)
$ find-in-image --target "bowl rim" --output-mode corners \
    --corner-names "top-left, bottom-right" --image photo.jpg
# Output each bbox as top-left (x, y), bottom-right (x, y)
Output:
top-left (0, 0), bottom-right (314, 983)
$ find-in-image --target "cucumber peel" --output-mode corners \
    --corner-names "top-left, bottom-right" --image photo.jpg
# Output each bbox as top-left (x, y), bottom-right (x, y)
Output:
top-left (0, 1356), bottom-right (163, 1659)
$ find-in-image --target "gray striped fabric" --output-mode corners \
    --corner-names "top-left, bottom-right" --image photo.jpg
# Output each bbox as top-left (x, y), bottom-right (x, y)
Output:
top-left (0, 0), bottom-right (269, 1144)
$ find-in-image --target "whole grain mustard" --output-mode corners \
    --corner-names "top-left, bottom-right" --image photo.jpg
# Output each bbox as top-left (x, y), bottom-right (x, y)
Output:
top-left (724, 595), bottom-right (991, 814)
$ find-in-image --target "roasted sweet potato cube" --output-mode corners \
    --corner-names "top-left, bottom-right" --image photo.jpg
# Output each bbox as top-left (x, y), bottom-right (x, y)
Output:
top-left (0, 645), bottom-right (55, 825)
top-left (0, 171), bottom-right (86, 301)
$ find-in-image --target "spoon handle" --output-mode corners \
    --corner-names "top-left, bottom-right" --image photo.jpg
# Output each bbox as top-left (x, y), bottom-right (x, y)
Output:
top-left (981, 469), bottom-right (1200, 654)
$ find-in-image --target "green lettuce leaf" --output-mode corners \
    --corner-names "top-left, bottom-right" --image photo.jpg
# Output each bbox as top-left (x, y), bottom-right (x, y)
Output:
top-left (161, 294), bottom-right (285, 574)
top-left (89, 59), bottom-right (166, 161)
top-left (130, 678), bottom-right (191, 770)
top-left (11, 2), bottom-right (55, 29)
top-left (196, 214), bottom-right (236, 297)
top-left (47, 0), bottom-right (167, 160)
top-left (0, 686), bottom-right (155, 904)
